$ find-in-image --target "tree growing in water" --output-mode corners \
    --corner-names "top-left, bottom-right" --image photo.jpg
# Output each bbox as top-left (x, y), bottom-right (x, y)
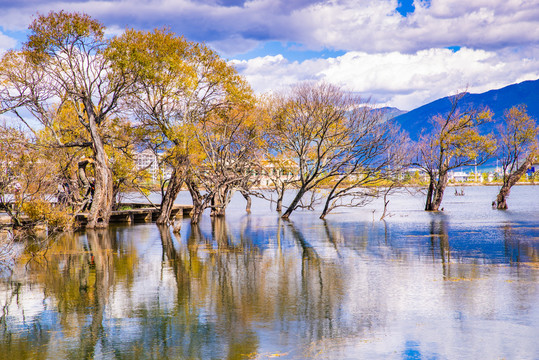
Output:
top-left (267, 82), bottom-right (409, 219)
top-left (416, 92), bottom-right (495, 211)
top-left (114, 28), bottom-right (254, 225)
top-left (0, 11), bottom-right (138, 228)
top-left (495, 105), bottom-right (538, 209)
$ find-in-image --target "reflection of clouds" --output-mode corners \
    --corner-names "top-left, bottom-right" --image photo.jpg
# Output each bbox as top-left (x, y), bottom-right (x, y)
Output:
top-left (0, 207), bottom-right (538, 358)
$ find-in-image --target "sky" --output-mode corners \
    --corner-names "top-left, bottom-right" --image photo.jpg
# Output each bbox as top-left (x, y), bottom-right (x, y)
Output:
top-left (1, 0), bottom-right (538, 110)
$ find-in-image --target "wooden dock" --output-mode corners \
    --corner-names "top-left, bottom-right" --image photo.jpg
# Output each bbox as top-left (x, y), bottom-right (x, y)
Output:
top-left (1, 203), bottom-right (193, 228)
top-left (75, 204), bottom-right (193, 226)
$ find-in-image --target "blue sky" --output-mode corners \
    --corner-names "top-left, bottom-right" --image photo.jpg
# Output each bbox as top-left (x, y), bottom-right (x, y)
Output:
top-left (1, 0), bottom-right (538, 110)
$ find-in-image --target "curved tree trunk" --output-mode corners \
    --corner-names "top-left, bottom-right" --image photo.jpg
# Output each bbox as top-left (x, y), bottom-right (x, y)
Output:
top-left (240, 190), bottom-right (252, 213)
top-left (320, 184), bottom-right (339, 219)
top-left (281, 187), bottom-right (307, 219)
top-left (185, 177), bottom-right (205, 225)
top-left (430, 172), bottom-right (448, 211)
top-left (86, 115), bottom-right (114, 229)
top-left (157, 167), bottom-right (184, 225)
top-left (497, 157), bottom-right (533, 210)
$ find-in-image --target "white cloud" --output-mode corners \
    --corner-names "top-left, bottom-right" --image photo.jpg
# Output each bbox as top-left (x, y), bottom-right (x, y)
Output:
top-left (232, 47), bottom-right (539, 110)
top-left (1, 0), bottom-right (538, 55)
top-left (231, 54), bottom-right (328, 94)
top-left (2, 0), bottom-right (539, 111)
top-left (0, 31), bottom-right (17, 55)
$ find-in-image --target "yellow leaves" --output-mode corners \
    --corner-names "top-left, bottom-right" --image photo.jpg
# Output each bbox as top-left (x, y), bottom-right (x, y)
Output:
top-left (26, 11), bottom-right (105, 55)
top-left (109, 27), bottom-right (196, 88)
top-left (21, 199), bottom-right (74, 231)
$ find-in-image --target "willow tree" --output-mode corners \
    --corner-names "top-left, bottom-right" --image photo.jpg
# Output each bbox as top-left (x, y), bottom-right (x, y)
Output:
top-left (319, 113), bottom-right (410, 219)
top-left (113, 28), bottom-right (254, 225)
top-left (255, 96), bottom-right (297, 212)
top-left (416, 93), bottom-right (495, 211)
top-left (0, 11), bottom-right (136, 228)
top-left (189, 103), bottom-right (260, 222)
top-left (269, 82), bottom-right (403, 219)
top-left (495, 106), bottom-right (538, 209)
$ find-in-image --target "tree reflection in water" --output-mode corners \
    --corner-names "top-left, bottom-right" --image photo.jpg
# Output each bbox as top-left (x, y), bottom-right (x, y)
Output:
top-left (0, 209), bottom-right (537, 359)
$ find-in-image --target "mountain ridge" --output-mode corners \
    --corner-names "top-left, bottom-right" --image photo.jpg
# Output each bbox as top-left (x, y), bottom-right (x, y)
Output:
top-left (392, 79), bottom-right (539, 140)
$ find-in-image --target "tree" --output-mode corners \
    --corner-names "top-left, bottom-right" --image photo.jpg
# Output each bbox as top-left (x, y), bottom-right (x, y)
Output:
top-left (268, 82), bottom-right (406, 219)
top-left (114, 28), bottom-right (254, 225)
top-left (495, 105), bottom-right (538, 209)
top-left (416, 92), bottom-right (495, 211)
top-left (0, 124), bottom-right (73, 231)
top-left (0, 11), bottom-right (137, 228)
top-left (186, 104), bottom-right (260, 222)
top-left (254, 96), bottom-right (296, 212)
top-left (318, 110), bottom-right (410, 219)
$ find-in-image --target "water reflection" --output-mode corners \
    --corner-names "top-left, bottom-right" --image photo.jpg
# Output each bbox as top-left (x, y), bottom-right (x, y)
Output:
top-left (0, 204), bottom-right (538, 359)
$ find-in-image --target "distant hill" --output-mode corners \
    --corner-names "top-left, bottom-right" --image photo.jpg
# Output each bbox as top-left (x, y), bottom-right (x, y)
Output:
top-left (393, 79), bottom-right (539, 140)
top-left (376, 107), bottom-right (408, 121)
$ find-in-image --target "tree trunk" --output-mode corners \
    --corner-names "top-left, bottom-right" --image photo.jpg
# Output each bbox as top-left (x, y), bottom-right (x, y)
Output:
top-left (186, 177), bottom-right (205, 225)
top-left (190, 206), bottom-right (203, 224)
top-left (497, 157), bottom-right (532, 210)
top-left (320, 183), bottom-right (340, 219)
top-left (157, 166), bottom-right (184, 225)
top-left (240, 190), bottom-right (251, 213)
top-left (86, 115), bottom-right (113, 229)
top-left (276, 197), bottom-right (283, 212)
top-left (431, 172), bottom-right (449, 211)
top-left (281, 187), bottom-right (307, 219)
top-left (425, 176), bottom-right (435, 211)
top-left (275, 182), bottom-right (285, 212)
top-left (77, 159), bottom-right (93, 211)
top-left (380, 191), bottom-right (390, 221)
top-left (210, 186), bottom-right (232, 217)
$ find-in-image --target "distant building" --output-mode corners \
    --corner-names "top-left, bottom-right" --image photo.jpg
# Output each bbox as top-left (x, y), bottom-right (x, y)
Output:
top-left (135, 149), bottom-right (169, 183)
top-left (449, 171), bottom-right (469, 182)
top-left (257, 160), bottom-right (297, 187)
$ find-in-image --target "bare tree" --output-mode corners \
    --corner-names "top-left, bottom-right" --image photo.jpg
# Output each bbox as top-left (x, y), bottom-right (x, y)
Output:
top-left (318, 110), bottom-right (410, 219)
top-left (268, 82), bottom-right (407, 219)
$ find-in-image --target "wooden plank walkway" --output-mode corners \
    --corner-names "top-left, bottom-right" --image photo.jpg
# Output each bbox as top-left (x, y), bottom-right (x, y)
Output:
top-left (75, 204), bottom-right (193, 226)
top-left (0, 204), bottom-right (193, 228)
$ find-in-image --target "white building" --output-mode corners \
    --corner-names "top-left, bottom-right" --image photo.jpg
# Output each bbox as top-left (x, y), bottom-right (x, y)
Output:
top-left (449, 171), bottom-right (470, 182)
top-left (135, 149), bottom-right (160, 183)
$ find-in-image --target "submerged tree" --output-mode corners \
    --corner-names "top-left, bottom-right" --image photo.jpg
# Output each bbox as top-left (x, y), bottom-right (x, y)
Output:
top-left (185, 103), bottom-right (260, 223)
top-left (495, 105), bottom-right (538, 209)
top-left (0, 11), bottom-right (137, 228)
top-left (416, 92), bottom-right (495, 211)
top-left (268, 82), bottom-right (408, 219)
top-left (114, 28), bottom-right (254, 225)
top-left (318, 110), bottom-right (410, 219)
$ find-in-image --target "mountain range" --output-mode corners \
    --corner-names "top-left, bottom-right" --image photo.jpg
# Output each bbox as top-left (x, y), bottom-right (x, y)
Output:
top-left (392, 78), bottom-right (539, 140)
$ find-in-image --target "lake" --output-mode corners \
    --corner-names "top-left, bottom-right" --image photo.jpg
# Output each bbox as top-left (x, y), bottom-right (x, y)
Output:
top-left (1, 186), bottom-right (538, 359)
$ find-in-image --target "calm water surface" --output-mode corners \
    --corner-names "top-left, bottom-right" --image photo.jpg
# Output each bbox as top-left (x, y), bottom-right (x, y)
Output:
top-left (1, 186), bottom-right (538, 359)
